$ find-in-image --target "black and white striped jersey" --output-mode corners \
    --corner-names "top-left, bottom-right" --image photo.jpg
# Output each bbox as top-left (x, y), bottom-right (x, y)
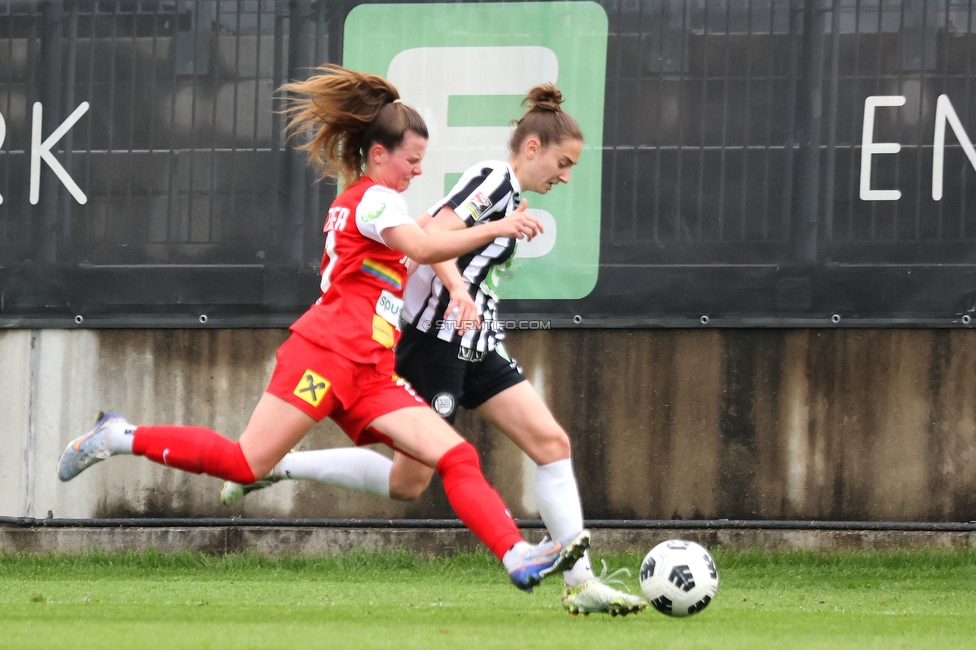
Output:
top-left (401, 160), bottom-right (521, 359)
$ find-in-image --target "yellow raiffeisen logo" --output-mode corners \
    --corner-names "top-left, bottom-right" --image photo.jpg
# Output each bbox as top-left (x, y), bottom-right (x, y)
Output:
top-left (294, 369), bottom-right (330, 407)
top-left (372, 314), bottom-right (396, 348)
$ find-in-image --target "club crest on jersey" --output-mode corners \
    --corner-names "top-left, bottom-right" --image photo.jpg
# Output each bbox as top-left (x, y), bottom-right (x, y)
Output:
top-left (294, 369), bottom-right (331, 407)
top-left (465, 191), bottom-right (493, 220)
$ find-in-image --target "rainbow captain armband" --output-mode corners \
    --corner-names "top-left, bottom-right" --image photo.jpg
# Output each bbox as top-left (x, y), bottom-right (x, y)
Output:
top-left (361, 258), bottom-right (403, 290)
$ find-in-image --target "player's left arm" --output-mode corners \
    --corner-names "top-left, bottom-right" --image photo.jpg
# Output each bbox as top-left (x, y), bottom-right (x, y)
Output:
top-left (358, 188), bottom-right (539, 265)
top-left (383, 206), bottom-right (537, 264)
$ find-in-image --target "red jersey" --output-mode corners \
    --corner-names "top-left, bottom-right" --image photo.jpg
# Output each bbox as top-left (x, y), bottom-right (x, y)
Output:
top-left (290, 177), bottom-right (414, 365)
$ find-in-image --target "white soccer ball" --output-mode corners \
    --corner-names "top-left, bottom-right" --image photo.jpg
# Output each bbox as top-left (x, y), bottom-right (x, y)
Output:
top-left (639, 539), bottom-right (719, 617)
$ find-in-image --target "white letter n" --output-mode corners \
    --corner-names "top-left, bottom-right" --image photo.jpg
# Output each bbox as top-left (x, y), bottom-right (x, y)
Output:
top-left (932, 94), bottom-right (976, 201)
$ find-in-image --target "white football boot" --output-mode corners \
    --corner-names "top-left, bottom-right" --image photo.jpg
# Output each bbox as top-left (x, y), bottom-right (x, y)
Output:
top-left (562, 561), bottom-right (649, 616)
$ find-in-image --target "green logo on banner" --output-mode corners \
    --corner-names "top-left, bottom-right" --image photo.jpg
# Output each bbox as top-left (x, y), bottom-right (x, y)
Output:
top-left (344, 2), bottom-right (607, 300)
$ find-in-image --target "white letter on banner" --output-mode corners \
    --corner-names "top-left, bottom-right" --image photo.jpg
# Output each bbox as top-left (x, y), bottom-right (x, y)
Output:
top-left (860, 95), bottom-right (905, 201)
top-left (0, 111), bottom-right (5, 205)
top-left (387, 46), bottom-right (558, 259)
top-left (30, 101), bottom-right (90, 205)
top-left (932, 94), bottom-right (976, 201)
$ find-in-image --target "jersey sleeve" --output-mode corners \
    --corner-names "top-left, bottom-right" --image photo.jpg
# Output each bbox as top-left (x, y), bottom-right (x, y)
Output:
top-left (429, 166), bottom-right (513, 227)
top-left (356, 186), bottom-right (414, 244)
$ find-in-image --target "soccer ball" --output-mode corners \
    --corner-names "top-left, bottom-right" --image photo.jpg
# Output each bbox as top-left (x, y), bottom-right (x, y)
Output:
top-left (639, 539), bottom-right (719, 617)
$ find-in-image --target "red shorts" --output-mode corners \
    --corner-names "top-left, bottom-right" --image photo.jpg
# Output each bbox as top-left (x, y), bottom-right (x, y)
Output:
top-left (266, 333), bottom-right (426, 446)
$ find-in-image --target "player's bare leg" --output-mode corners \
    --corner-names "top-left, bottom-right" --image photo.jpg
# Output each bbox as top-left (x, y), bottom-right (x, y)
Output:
top-left (475, 381), bottom-right (569, 465)
top-left (238, 394), bottom-right (317, 478)
top-left (388, 452), bottom-right (433, 500)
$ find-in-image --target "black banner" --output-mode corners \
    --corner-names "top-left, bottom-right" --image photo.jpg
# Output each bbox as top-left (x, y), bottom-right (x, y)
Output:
top-left (2, 0), bottom-right (976, 328)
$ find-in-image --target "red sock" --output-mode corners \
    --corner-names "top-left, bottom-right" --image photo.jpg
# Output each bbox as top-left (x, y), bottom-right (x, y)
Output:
top-left (132, 425), bottom-right (256, 484)
top-left (436, 442), bottom-right (523, 560)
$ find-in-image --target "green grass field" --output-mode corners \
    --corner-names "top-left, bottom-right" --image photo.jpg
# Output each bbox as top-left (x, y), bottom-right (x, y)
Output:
top-left (2, 548), bottom-right (974, 649)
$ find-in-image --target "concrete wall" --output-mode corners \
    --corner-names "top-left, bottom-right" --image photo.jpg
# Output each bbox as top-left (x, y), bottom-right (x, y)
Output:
top-left (2, 328), bottom-right (975, 522)
top-left (4, 525), bottom-right (974, 556)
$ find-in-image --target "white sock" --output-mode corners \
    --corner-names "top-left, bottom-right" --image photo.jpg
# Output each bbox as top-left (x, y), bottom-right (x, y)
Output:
top-left (564, 551), bottom-right (595, 587)
top-left (535, 458), bottom-right (595, 587)
top-left (502, 541), bottom-right (532, 572)
top-left (106, 422), bottom-right (136, 454)
top-left (273, 448), bottom-right (392, 498)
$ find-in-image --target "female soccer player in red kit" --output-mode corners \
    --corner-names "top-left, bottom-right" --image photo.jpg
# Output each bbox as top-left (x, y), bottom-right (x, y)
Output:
top-left (221, 84), bottom-right (645, 616)
top-left (57, 65), bottom-right (589, 591)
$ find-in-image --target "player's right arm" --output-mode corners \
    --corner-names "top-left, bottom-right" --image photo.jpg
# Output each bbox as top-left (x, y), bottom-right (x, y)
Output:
top-left (383, 200), bottom-right (540, 265)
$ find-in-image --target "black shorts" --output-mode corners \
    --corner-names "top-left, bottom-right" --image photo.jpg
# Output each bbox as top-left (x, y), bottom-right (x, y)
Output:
top-left (394, 324), bottom-right (525, 424)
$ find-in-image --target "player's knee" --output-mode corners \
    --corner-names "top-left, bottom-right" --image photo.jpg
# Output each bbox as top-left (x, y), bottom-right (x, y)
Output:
top-left (549, 429), bottom-right (572, 460)
top-left (389, 473), bottom-right (431, 501)
top-left (531, 427), bottom-right (572, 465)
top-left (389, 459), bottom-right (434, 501)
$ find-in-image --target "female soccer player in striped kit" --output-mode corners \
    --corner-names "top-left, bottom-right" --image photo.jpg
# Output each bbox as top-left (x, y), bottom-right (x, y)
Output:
top-left (222, 84), bottom-right (646, 616)
top-left (56, 65), bottom-right (589, 592)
